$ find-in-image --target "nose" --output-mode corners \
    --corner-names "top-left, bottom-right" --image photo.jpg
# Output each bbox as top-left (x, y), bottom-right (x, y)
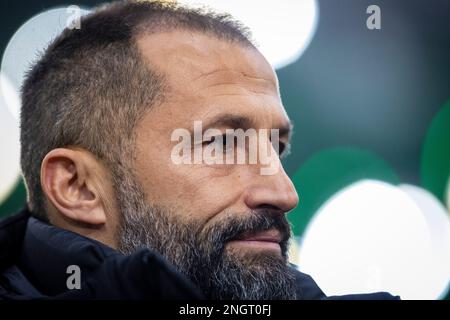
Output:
top-left (243, 159), bottom-right (299, 213)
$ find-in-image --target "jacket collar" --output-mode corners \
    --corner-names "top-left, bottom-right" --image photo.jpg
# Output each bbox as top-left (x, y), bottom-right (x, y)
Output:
top-left (19, 214), bottom-right (119, 295)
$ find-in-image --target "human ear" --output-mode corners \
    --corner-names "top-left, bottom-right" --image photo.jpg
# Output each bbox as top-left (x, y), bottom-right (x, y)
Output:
top-left (40, 147), bottom-right (107, 226)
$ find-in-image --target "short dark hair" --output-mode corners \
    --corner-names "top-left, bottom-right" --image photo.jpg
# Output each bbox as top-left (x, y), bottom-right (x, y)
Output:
top-left (20, 0), bottom-right (253, 221)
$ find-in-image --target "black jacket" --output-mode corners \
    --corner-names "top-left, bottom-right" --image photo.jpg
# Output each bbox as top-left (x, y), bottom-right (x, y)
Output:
top-left (0, 208), bottom-right (399, 300)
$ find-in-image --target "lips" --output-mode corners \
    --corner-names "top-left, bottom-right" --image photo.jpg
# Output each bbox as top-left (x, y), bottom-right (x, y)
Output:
top-left (234, 229), bottom-right (282, 244)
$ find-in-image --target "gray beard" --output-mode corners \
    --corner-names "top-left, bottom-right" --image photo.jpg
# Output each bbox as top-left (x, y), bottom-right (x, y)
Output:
top-left (114, 167), bottom-right (298, 300)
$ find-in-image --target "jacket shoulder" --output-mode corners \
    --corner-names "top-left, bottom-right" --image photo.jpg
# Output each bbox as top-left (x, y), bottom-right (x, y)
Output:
top-left (292, 268), bottom-right (327, 300)
top-left (291, 266), bottom-right (400, 300)
top-left (0, 208), bottom-right (30, 271)
top-left (325, 292), bottom-right (401, 300)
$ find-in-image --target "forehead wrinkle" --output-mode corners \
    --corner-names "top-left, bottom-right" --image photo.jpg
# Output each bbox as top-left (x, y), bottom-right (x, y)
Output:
top-left (195, 69), bottom-right (276, 89)
top-left (189, 69), bottom-right (279, 100)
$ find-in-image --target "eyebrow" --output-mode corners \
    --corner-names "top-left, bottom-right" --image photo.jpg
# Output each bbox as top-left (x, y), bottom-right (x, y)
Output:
top-left (202, 113), bottom-right (293, 138)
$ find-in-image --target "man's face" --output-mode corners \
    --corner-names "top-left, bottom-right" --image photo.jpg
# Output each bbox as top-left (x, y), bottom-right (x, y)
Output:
top-left (116, 31), bottom-right (299, 299)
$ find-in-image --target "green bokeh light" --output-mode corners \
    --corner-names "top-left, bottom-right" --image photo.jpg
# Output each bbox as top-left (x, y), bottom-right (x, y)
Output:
top-left (288, 147), bottom-right (399, 236)
top-left (0, 178), bottom-right (26, 218)
top-left (421, 99), bottom-right (450, 209)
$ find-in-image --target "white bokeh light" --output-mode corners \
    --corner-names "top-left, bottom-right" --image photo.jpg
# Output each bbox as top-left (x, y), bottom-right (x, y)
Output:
top-left (0, 73), bottom-right (21, 204)
top-left (1, 7), bottom-right (90, 120)
top-left (0, 73), bottom-right (20, 121)
top-left (298, 180), bottom-right (447, 300)
top-left (400, 184), bottom-right (450, 299)
top-left (288, 236), bottom-right (301, 265)
top-left (181, 0), bottom-right (319, 69)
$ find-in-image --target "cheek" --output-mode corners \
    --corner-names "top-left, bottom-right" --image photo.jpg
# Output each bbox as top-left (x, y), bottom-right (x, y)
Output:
top-left (167, 164), bottom-right (246, 221)
top-left (138, 154), bottom-right (246, 224)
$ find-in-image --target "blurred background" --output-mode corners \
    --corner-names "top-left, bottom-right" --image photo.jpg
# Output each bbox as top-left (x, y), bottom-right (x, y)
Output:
top-left (0, 0), bottom-right (449, 299)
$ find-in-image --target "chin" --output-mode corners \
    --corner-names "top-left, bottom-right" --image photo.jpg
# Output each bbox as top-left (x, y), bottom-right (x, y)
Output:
top-left (224, 241), bottom-right (286, 266)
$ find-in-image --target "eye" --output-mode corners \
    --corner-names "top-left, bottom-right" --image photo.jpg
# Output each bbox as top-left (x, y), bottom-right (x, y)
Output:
top-left (203, 134), bottom-right (223, 146)
top-left (203, 134), bottom-right (234, 152)
top-left (278, 142), bottom-right (285, 155)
